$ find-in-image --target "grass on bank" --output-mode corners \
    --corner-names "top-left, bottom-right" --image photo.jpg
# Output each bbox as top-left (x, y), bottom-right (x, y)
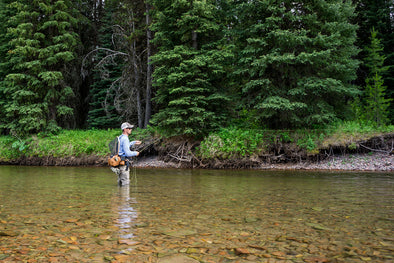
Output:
top-left (0, 121), bottom-right (393, 162)
top-left (196, 121), bottom-right (394, 159)
top-left (0, 128), bottom-right (147, 161)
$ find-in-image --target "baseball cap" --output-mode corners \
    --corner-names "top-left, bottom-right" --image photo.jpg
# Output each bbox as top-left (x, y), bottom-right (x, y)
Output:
top-left (121, 122), bottom-right (134, 130)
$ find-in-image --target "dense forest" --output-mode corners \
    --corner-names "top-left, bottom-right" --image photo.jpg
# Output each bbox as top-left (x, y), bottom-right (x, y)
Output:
top-left (0, 0), bottom-right (392, 138)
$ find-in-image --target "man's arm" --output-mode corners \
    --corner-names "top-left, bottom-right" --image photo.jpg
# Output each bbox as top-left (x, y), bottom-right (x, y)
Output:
top-left (130, 140), bottom-right (142, 146)
top-left (120, 136), bottom-right (139, 157)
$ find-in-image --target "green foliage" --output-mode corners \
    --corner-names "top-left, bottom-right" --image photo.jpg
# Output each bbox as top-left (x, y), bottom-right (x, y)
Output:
top-left (0, 128), bottom-right (148, 160)
top-left (364, 72), bottom-right (391, 126)
top-left (354, 0), bottom-right (394, 123)
top-left (352, 29), bottom-right (392, 127)
top-left (0, 136), bottom-right (21, 160)
top-left (362, 29), bottom-right (392, 127)
top-left (296, 135), bottom-right (317, 152)
top-left (233, 0), bottom-right (360, 129)
top-left (27, 129), bottom-right (121, 157)
top-left (0, 0), bottom-right (79, 135)
top-left (11, 139), bottom-right (28, 153)
top-left (150, 0), bottom-right (233, 137)
top-left (330, 120), bottom-right (394, 134)
top-left (0, 0), bottom-right (391, 137)
top-left (197, 127), bottom-right (265, 159)
top-left (198, 126), bottom-right (348, 158)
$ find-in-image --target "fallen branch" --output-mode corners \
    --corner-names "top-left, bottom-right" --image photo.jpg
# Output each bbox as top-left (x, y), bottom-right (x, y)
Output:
top-left (359, 142), bottom-right (393, 154)
top-left (168, 153), bottom-right (191, 162)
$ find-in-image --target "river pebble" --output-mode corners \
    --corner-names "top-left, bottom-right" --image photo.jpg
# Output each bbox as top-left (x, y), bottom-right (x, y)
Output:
top-left (273, 153), bottom-right (394, 171)
top-left (133, 153), bottom-right (394, 171)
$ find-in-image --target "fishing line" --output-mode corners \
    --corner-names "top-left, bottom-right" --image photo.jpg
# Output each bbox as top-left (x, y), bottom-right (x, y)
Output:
top-left (131, 165), bottom-right (137, 186)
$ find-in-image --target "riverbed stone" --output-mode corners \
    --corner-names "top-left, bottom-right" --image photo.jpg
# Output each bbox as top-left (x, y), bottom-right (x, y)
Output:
top-left (157, 254), bottom-right (200, 263)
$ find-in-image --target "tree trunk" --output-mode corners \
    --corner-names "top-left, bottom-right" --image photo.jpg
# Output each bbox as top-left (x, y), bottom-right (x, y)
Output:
top-left (144, 2), bottom-right (152, 128)
top-left (192, 31), bottom-right (198, 49)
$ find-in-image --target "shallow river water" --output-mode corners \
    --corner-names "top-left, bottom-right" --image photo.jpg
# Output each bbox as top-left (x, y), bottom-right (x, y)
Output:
top-left (0, 166), bottom-right (393, 262)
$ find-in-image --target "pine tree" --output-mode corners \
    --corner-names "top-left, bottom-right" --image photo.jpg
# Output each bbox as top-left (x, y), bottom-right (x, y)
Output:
top-left (363, 29), bottom-right (391, 127)
top-left (2, 0), bottom-right (80, 134)
top-left (150, 0), bottom-right (233, 137)
top-left (233, 0), bottom-right (360, 129)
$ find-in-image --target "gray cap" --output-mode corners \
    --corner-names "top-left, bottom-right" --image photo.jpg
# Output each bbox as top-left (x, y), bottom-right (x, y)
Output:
top-left (121, 122), bottom-right (134, 130)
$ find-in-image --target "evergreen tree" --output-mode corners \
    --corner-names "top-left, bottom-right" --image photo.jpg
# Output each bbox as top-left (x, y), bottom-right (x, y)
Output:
top-left (0, 0), bottom-right (14, 79)
top-left (354, 0), bottom-right (394, 123)
top-left (233, 0), bottom-right (360, 129)
top-left (363, 29), bottom-right (391, 126)
top-left (0, 0), bottom-right (17, 134)
top-left (1, 0), bottom-right (80, 134)
top-left (150, 0), bottom-right (233, 137)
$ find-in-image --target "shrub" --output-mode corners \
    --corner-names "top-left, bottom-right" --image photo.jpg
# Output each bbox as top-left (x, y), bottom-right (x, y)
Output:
top-left (197, 127), bottom-right (264, 159)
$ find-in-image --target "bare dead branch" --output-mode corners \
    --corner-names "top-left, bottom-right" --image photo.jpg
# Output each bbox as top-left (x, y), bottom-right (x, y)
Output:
top-left (359, 143), bottom-right (393, 154)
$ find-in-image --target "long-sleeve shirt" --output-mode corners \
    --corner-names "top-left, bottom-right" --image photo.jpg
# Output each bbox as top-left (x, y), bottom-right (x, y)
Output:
top-left (118, 134), bottom-right (139, 157)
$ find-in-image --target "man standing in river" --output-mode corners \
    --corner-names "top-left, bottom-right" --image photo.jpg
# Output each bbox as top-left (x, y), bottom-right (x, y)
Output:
top-left (117, 122), bottom-right (141, 186)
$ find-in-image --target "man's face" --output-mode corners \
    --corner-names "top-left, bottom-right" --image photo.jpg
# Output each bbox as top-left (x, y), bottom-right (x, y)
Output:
top-left (126, 128), bottom-right (132, 135)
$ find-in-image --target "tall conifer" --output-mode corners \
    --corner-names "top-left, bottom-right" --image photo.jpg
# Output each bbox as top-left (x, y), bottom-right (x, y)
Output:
top-left (363, 29), bottom-right (391, 126)
top-left (0, 0), bottom-right (15, 132)
top-left (2, 0), bottom-right (80, 134)
top-left (233, 0), bottom-right (359, 129)
top-left (354, 0), bottom-right (394, 123)
top-left (150, 0), bottom-right (233, 137)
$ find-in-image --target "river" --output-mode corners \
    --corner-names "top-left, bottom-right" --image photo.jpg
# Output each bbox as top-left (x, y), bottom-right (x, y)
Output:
top-left (0, 166), bottom-right (392, 262)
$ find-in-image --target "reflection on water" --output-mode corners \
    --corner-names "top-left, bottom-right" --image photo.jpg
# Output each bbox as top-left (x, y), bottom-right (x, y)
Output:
top-left (0, 166), bottom-right (393, 262)
top-left (115, 186), bottom-right (138, 240)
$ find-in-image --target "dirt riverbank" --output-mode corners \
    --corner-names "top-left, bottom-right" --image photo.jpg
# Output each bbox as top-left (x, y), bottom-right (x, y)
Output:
top-left (2, 152), bottom-right (393, 171)
top-left (2, 133), bottom-right (393, 171)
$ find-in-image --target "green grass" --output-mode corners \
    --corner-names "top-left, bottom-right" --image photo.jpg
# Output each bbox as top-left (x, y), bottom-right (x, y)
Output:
top-left (321, 121), bottom-right (394, 148)
top-left (0, 128), bottom-right (149, 161)
top-left (197, 127), bottom-right (265, 159)
top-left (28, 129), bottom-right (120, 157)
top-left (196, 121), bottom-right (394, 159)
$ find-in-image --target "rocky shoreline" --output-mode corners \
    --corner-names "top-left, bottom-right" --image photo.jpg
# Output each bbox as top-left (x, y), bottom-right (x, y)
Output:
top-left (2, 152), bottom-right (393, 172)
top-left (132, 153), bottom-right (393, 172)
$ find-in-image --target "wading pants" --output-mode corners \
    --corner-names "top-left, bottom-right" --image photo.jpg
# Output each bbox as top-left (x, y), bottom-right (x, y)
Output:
top-left (118, 165), bottom-right (130, 186)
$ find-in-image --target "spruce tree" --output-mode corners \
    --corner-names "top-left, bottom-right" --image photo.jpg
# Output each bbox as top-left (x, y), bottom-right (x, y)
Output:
top-left (0, 0), bottom-right (15, 133)
top-left (2, 0), bottom-right (80, 134)
top-left (150, 0), bottom-right (233, 137)
top-left (363, 29), bottom-right (391, 127)
top-left (354, 0), bottom-right (394, 124)
top-left (233, 0), bottom-right (360, 129)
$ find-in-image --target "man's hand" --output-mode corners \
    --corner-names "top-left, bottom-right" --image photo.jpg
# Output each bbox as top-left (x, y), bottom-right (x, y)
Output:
top-left (135, 141), bottom-right (142, 145)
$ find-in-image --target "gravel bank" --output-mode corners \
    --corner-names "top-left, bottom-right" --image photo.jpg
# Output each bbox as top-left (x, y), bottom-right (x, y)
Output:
top-left (132, 153), bottom-right (393, 171)
top-left (261, 153), bottom-right (393, 171)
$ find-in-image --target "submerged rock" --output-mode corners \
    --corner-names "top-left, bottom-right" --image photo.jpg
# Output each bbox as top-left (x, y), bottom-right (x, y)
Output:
top-left (158, 254), bottom-right (200, 263)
